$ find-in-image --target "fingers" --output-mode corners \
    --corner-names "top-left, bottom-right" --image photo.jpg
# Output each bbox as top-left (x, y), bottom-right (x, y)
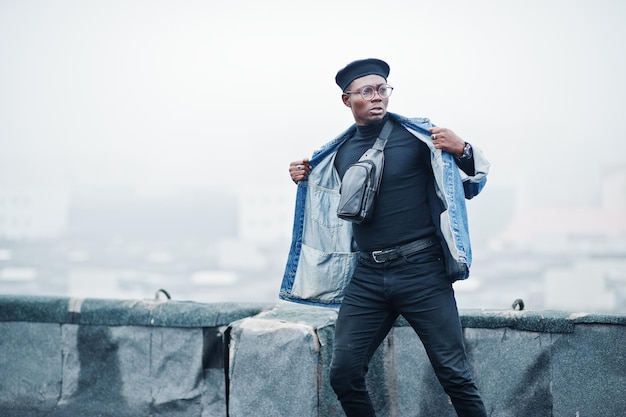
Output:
top-left (429, 127), bottom-right (445, 149)
top-left (429, 127), bottom-right (441, 143)
top-left (429, 127), bottom-right (447, 141)
top-left (429, 127), bottom-right (464, 153)
top-left (289, 159), bottom-right (311, 184)
top-left (289, 159), bottom-right (310, 172)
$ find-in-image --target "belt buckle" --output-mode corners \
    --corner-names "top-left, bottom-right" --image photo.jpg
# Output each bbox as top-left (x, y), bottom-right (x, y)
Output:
top-left (372, 249), bottom-right (394, 263)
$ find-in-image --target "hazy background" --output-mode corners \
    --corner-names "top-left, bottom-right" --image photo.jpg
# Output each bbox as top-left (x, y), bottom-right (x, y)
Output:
top-left (1, 0), bottom-right (625, 312)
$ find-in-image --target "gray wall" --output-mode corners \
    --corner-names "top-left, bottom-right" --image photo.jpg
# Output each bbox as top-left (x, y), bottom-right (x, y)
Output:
top-left (1, 295), bottom-right (625, 417)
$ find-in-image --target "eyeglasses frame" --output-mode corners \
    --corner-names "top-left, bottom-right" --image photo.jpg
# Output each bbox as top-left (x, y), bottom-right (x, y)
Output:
top-left (343, 84), bottom-right (394, 100)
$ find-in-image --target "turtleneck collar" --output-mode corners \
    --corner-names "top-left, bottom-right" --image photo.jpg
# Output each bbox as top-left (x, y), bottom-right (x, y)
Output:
top-left (354, 114), bottom-right (390, 139)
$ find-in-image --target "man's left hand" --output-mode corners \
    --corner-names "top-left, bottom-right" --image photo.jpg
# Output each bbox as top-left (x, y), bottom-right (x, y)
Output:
top-left (429, 127), bottom-right (465, 158)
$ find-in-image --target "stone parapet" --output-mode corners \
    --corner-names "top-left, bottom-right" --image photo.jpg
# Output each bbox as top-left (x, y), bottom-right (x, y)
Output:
top-left (1, 295), bottom-right (625, 416)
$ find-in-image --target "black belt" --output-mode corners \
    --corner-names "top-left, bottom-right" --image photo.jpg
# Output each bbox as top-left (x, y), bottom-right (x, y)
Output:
top-left (361, 236), bottom-right (438, 263)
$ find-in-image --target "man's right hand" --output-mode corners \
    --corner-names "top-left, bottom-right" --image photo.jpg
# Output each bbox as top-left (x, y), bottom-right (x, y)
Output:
top-left (289, 158), bottom-right (311, 184)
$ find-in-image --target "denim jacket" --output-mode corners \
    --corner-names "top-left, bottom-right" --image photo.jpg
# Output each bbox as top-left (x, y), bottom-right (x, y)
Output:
top-left (279, 112), bottom-right (490, 307)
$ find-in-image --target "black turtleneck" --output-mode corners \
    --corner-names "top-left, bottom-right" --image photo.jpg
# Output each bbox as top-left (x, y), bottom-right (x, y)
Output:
top-left (334, 116), bottom-right (437, 251)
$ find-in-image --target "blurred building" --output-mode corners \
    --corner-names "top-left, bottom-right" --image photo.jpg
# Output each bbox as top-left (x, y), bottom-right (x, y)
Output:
top-left (496, 165), bottom-right (626, 249)
top-left (0, 188), bottom-right (69, 240)
top-left (484, 165), bottom-right (626, 313)
top-left (237, 185), bottom-right (294, 244)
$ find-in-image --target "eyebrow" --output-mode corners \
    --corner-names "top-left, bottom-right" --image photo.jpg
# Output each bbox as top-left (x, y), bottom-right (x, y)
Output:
top-left (351, 83), bottom-right (387, 90)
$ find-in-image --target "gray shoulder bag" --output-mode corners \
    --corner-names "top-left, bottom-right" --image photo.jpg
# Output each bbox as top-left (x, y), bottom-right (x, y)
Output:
top-left (336, 120), bottom-right (394, 224)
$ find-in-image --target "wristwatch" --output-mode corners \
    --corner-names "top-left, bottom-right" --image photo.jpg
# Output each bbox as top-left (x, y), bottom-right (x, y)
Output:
top-left (457, 142), bottom-right (473, 160)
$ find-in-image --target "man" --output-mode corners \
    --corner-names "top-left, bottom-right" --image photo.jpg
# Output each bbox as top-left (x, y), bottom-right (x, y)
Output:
top-left (280, 58), bottom-right (489, 417)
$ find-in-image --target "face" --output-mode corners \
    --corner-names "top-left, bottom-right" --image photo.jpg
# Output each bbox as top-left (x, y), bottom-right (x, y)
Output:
top-left (342, 74), bottom-right (389, 126)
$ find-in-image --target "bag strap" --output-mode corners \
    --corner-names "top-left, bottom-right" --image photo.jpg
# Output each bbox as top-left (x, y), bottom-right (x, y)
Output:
top-left (372, 119), bottom-right (394, 151)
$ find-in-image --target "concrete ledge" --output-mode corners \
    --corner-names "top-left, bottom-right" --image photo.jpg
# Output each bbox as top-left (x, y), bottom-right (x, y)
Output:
top-left (0, 294), bottom-right (270, 327)
top-left (458, 308), bottom-right (626, 333)
top-left (228, 304), bottom-right (340, 417)
top-left (229, 304), bottom-right (626, 417)
top-left (1, 296), bottom-right (625, 416)
top-left (0, 295), bottom-right (271, 417)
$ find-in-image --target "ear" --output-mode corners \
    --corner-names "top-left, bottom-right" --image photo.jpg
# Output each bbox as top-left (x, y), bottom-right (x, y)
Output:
top-left (341, 93), bottom-right (351, 107)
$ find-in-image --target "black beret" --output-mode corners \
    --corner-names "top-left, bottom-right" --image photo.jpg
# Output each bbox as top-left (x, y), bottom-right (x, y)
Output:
top-left (335, 58), bottom-right (390, 91)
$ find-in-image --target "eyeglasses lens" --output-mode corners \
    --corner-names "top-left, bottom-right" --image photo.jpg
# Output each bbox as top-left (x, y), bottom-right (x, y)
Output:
top-left (378, 85), bottom-right (392, 98)
top-left (359, 85), bottom-right (392, 100)
top-left (361, 86), bottom-right (375, 100)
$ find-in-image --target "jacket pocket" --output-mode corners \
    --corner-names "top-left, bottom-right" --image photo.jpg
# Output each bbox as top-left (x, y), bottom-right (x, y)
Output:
top-left (309, 185), bottom-right (344, 228)
top-left (291, 244), bottom-right (358, 303)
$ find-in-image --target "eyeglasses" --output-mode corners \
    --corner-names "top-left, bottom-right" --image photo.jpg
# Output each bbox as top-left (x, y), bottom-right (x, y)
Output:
top-left (344, 84), bottom-right (394, 100)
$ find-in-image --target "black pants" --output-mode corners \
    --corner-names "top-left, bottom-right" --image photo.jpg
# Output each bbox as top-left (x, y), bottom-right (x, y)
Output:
top-left (329, 244), bottom-right (487, 417)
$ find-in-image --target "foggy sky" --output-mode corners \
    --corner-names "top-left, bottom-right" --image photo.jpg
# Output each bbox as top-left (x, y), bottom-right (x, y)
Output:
top-left (1, 0), bottom-right (625, 210)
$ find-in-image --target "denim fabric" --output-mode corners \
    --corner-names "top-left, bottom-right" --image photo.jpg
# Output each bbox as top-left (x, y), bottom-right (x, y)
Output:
top-left (329, 244), bottom-right (487, 417)
top-left (279, 112), bottom-right (490, 307)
